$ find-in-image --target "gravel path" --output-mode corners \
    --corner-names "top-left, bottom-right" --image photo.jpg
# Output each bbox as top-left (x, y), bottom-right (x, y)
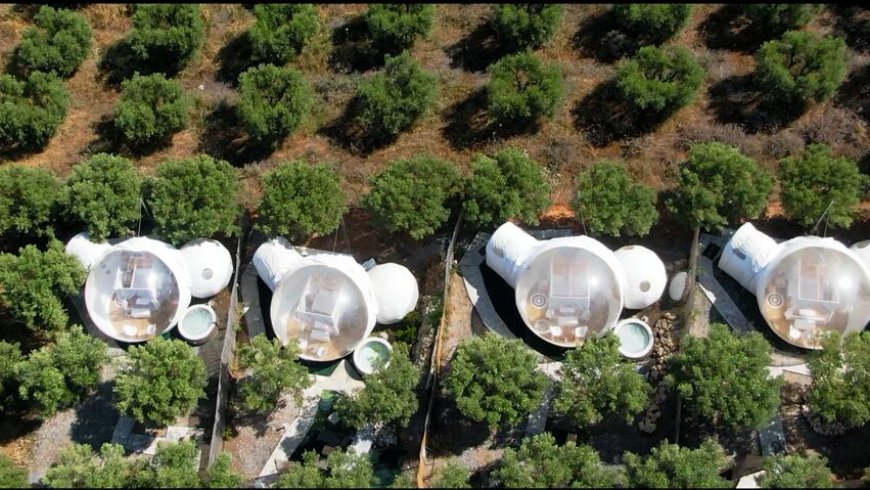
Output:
top-left (224, 396), bottom-right (303, 480)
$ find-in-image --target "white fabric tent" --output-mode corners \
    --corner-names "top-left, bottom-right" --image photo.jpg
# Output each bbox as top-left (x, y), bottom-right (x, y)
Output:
top-left (718, 222), bottom-right (779, 291)
top-left (486, 221), bottom-right (539, 288)
top-left (180, 238), bottom-right (234, 298)
top-left (614, 245), bottom-right (667, 310)
top-left (368, 263), bottom-right (419, 324)
top-left (65, 232), bottom-right (113, 271)
top-left (253, 237), bottom-right (302, 291)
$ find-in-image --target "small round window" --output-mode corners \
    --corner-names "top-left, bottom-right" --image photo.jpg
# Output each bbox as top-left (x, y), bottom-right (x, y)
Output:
top-left (202, 268), bottom-right (214, 280)
top-left (639, 280), bottom-right (651, 292)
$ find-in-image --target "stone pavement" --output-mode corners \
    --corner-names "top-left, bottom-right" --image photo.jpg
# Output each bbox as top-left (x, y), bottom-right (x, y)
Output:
top-left (697, 255), bottom-right (754, 334)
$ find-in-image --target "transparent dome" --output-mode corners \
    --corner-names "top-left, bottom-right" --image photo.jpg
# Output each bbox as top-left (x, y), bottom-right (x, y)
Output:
top-left (271, 259), bottom-right (375, 362)
top-left (85, 238), bottom-right (191, 343)
top-left (515, 243), bottom-right (624, 348)
top-left (755, 242), bottom-right (870, 349)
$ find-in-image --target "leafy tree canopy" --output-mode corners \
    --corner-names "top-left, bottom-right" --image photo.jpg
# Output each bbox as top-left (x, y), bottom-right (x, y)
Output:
top-left (616, 45), bottom-right (704, 113)
top-left (743, 4), bottom-right (823, 34)
top-left (0, 165), bottom-right (61, 238)
top-left (203, 452), bottom-right (244, 488)
top-left (0, 71), bottom-right (70, 152)
top-left (0, 454), bottom-right (28, 489)
top-left (759, 453), bottom-right (834, 488)
top-left (432, 460), bottom-right (471, 489)
top-left (756, 30), bottom-right (847, 105)
top-left (807, 332), bottom-right (870, 430)
top-left (44, 443), bottom-right (145, 489)
top-left (13, 6), bottom-right (92, 78)
top-left (365, 4), bottom-right (435, 53)
top-left (491, 4), bottom-right (564, 51)
top-left (623, 439), bottom-right (731, 488)
top-left (64, 154), bottom-right (141, 241)
top-left (115, 73), bottom-right (189, 144)
top-left (276, 449), bottom-right (376, 489)
top-left (572, 160), bottom-right (659, 237)
top-left (128, 4), bottom-right (205, 74)
top-left (237, 63), bottom-right (313, 143)
top-left (487, 51), bottom-right (564, 124)
top-left (237, 335), bottom-right (312, 415)
top-left (250, 4), bottom-right (320, 64)
top-left (613, 4), bottom-right (693, 44)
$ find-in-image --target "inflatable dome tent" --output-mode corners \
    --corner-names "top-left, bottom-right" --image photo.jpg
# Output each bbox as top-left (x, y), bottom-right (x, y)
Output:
top-left (485, 222), bottom-right (666, 348)
top-left (719, 222), bottom-right (870, 349)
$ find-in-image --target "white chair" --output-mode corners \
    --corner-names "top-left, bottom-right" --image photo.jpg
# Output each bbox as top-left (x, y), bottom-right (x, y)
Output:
top-left (574, 326), bottom-right (588, 339)
top-left (549, 326), bottom-right (563, 340)
top-left (122, 324), bottom-right (138, 337)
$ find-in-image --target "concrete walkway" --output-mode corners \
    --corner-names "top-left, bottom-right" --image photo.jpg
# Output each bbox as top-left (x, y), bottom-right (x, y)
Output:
top-left (458, 232), bottom-right (515, 339)
top-left (758, 413), bottom-right (787, 456)
top-left (697, 256), bottom-right (754, 334)
top-left (240, 264), bottom-right (266, 339)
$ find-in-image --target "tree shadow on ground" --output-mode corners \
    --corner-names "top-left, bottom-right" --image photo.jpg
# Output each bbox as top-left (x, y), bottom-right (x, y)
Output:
top-left (571, 9), bottom-right (651, 63)
top-left (445, 21), bottom-right (510, 73)
top-left (328, 15), bottom-right (385, 74)
top-left (85, 115), bottom-right (175, 158)
top-left (426, 396), bottom-right (493, 456)
top-left (70, 380), bottom-right (118, 450)
top-left (835, 63), bottom-right (870, 124)
top-left (699, 4), bottom-right (783, 53)
top-left (317, 95), bottom-right (398, 156)
top-left (197, 100), bottom-right (277, 166)
top-left (832, 5), bottom-right (870, 53)
top-left (215, 31), bottom-right (258, 88)
top-left (571, 79), bottom-right (678, 147)
top-left (707, 74), bottom-right (804, 134)
top-left (441, 88), bottom-right (541, 151)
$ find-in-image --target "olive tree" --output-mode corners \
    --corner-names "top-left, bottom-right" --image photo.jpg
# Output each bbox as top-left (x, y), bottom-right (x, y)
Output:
top-left (444, 333), bottom-right (548, 428)
top-left (250, 4), bottom-right (320, 64)
top-left (0, 165), bottom-right (62, 238)
top-left (256, 161), bottom-right (347, 239)
top-left (0, 342), bottom-right (23, 412)
top-left (743, 4), bottom-right (823, 34)
top-left (759, 453), bottom-right (834, 488)
top-left (236, 335), bottom-right (312, 415)
top-left (148, 440), bottom-right (202, 488)
top-left (203, 453), bottom-right (244, 489)
top-left (623, 439), bottom-right (731, 488)
top-left (128, 4), bottom-right (205, 74)
top-left (0, 454), bottom-right (28, 489)
top-left (13, 6), bottom-right (92, 78)
top-left (363, 154), bottom-right (462, 240)
top-left (277, 449), bottom-right (376, 489)
top-left (572, 160), bottom-right (658, 237)
top-left (432, 460), bottom-right (471, 489)
top-left (756, 31), bottom-right (847, 106)
top-left (778, 144), bottom-right (867, 229)
top-left (44, 443), bottom-right (146, 489)
top-left (115, 73), bottom-right (190, 144)
top-left (146, 155), bottom-right (241, 246)
top-left (616, 45), bottom-right (704, 113)
top-left (487, 51), bottom-right (564, 125)
top-left (490, 4), bottom-right (564, 51)
top-left (0, 72), bottom-right (70, 151)
top-left (238, 64), bottom-right (313, 143)
top-left (612, 4), bottom-right (693, 44)
top-left (806, 332), bottom-right (870, 430)
top-left (463, 147), bottom-right (550, 229)
top-left (365, 4), bottom-right (435, 53)
top-left (114, 337), bottom-right (207, 426)
top-left (668, 323), bottom-right (782, 431)
top-left (64, 154), bottom-right (142, 241)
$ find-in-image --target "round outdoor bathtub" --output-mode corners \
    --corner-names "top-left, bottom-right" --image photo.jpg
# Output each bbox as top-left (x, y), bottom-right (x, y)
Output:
top-left (352, 337), bottom-right (393, 376)
top-left (178, 304), bottom-right (217, 344)
top-left (614, 318), bottom-right (654, 359)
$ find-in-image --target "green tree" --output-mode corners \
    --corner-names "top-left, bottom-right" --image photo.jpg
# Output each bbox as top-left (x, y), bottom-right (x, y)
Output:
top-left (487, 51), bottom-right (564, 124)
top-left (390, 469), bottom-right (417, 488)
top-left (237, 335), bottom-right (312, 415)
top-left (44, 443), bottom-right (141, 488)
top-left (759, 453), bottom-right (834, 488)
top-left (491, 4), bottom-right (564, 51)
top-left (623, 439), bottom-right (731, 488)
top-left (756, 31), bottom-right (847, 105)
top-left (612, 4), bottom-right (693, 44)
top-left (355, 51), bottom-right (438, 140)
top-left (334, 342), bottom-right (420, 429)
top-left (64, 154), bottom-right (142, 241)
top-left (18, 325), bottom-right (107, 417)
top-left (0, 342), bottom-right (23, 412)
top-left (572, 160), bottom-right (659, 237)
top-left (0, 71), bottom-right (70, 151)
top-left (128, 4), bottom-right (205, 75)
top-left (147, 440), bottom-right (201, 488)
top-left (616, 45), bottom-right (704, 113)
top-left (743, 4), bottom-right (823, 34)
top-left (463, 147), bottom-right (550, 229)
top-left (667, 142), bottom-right (773, 232)
top-left (444, 333), bottom-right (548, 428)
top-left (146, 155), bottom-right (241, 246)
top-left (668, 323), bottom-right (781, 431)
top-left (778, 144), bottom-right (867, 229)
top-left (237, 63), bottom-right (313, 143)
top-left (115, 73), bottom-right (189, 144)
top-left (0, 240), bottom-right (86, 331)
top-left (203, 452), bottom-right (244, 488)
top-left (432, 460), bottom-right (471, 489)
top-left (365, 4), bottom-right (435, 53)
top-left (250, 4), bottom-right (320, 64)
top-left (0, 454), bottom-right (28, 489)
top-left (276, 451), bottom-right (325, 488)
top-left (0, 165), bottom-right (61, 238)
top-left (363, 154), bottom-right (462, 240)
top-left (806, 332), bottom-right (870, 430)
top-left (495, 432), bottom-right (625, 488)
top-left (277, 448), bottom-right (376, 489)
top-left (553, 334), bottom-right (650, 427)
top-left (114, 337), bottom-right (207, 426)
top-left (256, 160), bottom-right (347, 239)
top-left (13, 6), bottom-right (92, 78)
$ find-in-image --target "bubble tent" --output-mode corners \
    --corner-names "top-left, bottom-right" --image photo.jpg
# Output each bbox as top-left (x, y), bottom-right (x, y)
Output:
top-left (719, 223), bottom-right (870, 349)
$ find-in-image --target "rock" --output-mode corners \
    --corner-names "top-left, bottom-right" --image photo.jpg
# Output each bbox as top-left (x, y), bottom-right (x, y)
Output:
top-left (664, 311), bottom-right (677, 321)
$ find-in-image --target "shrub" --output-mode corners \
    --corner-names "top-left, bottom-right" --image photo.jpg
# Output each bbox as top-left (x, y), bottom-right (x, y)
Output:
top-left (743, 4), bottom-right (823, 33)
top-left (623, 439), bottom-right (731, 488)
top-left (487, 51), bottom-right (564, 125)
top-left (146, 155), bottom-right (241, 246)
top-left (256, 161), bottom-right (347, 239)
top-left (444, 333), bottom-right (549, 428)
top-left (612, 4), bottom-right (693, 44)
top-left (463, 146), bottom-right (550, 229)
top-left (44, 443), bottom-right (146, 489)
top-left (277, 449), bottom-right (376, 489)
top-left (432, 460), bottom-right (471, 489)
top-left (13, 6), bottom-right (92, 78)
top-left (756, 31), bottom-right (847, 105)
top-left (115, 73), bottom-right (189, 144)
top-left (365, 4), bottom-right (435, 52)
top-left (667, 142), bottom-right (773, 231)
top-left (362, 154), bottom-right (462, 240)
top-left (250, 4), bottom-right (320, 64)
top-left (759, 453), bottom-right (834, 488)
top-left (0, 165), bottom-right (61, 238)
top-left (237, 336), bottom-right (311, 415)
top-left (806, 332), bottom-right (870, 430)
top-left (778, 144), bottom-right (867, 229)
top-left (0, 72), bottom-right (70, 151)
top-left (64, 154), bottom-right (141, 241)
top-left (114, 337), bottom-right (207, 426)
top-left (491, 4), bottom-right (564, 51)
top-left (237, 64), bottom-right (313, 143)
top-left (0, 454), bottom-right (28, 489)
top-left (0, 342), bottom-right (23, 412)
top-left (204, 453), bottom-right (244, 488)
top-left (616, 45), bottom-right (704, 113)
top-left (128, 4), bottom-right (205, 74)
top-left (0, 240), bottom-right (86, 331)
top-left (355, 51), bottom-right (438, 140)
top-left (573, 160), bottom-right (658, 237)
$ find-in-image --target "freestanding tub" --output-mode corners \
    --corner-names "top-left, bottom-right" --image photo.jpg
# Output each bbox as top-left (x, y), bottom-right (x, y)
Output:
top-left (178, 304), bottom-right (218, 344)
top-left (614, 318), bottom-right (654, 359)
top-left (352, 337), bottom-right (393, 376)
